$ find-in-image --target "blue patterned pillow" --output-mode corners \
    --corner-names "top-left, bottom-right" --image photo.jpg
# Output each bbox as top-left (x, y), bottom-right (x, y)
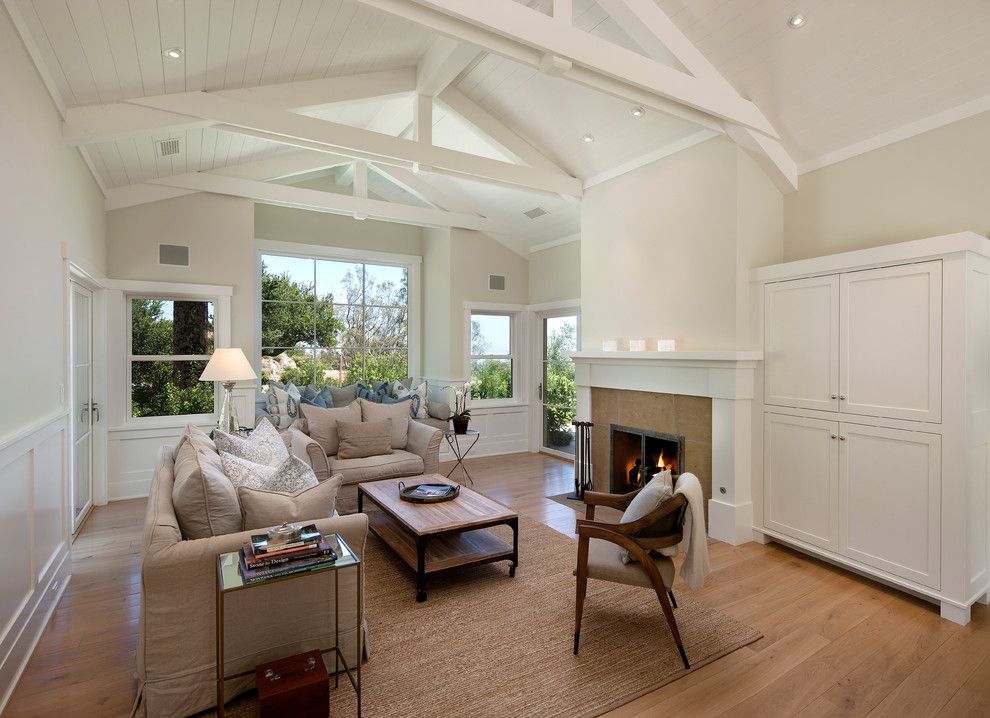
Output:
top-left (301, 395), bottom-right (329, 409)
top-left (357, 382), bottom-right (389, 403)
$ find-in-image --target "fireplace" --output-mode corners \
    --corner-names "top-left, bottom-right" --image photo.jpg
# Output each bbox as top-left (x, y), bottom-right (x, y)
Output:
top-left (610, 424), bottom-right (685, 494)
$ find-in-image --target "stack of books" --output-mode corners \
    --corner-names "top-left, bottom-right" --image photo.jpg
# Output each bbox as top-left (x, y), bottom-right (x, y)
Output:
top-left (238, 524), bottom-right (338, 584)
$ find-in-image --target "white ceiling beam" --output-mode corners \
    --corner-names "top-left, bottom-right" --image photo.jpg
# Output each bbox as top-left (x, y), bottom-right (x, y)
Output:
top-left (552, 0), bottom-right (572, 25)
top-left (594, 0), bottom-right (797, 191)
top-left (353, 160), bottom-right (369, 199)
top-left (63, 68), bottom-right (416, 146)
top-left (436, 87), bottom-right (568, 175)
top-left (417, 36), bottom-right (480, 96)
top-left (146, 171), bottom-right (505, 233)
top-left (360, 0), bottom-right (777, 138)
top-left (104, 149), bottom-right (353, 210)
top-left (124, 91), bottom-right (583, 196)
top-left (582, 130), bottom-right (717, 189)
top-left (414, 94), bottom-right (433, 146)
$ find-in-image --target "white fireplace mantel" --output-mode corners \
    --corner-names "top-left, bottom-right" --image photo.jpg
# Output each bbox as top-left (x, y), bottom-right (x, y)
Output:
top-left (571, 350), bottom-right (763, 546)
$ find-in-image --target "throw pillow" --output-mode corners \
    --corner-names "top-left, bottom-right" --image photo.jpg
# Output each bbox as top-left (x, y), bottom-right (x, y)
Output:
top-left (301, 395), bottom-right (329, 409)
top-left (356, 382), bottom-right (389, 403)
top-left (214, 418), bottom-right (290, 467)
top-left (239, 474), bottom-right (344, 531)
top-left (329, 383), bottom-right (358, 407)
top-left (299, 401), bottom-right (362, 456)
top-left (427, 401), bottom-right (452, 421)
top-left (358, 397), bottom-right (410, 449)
top-left (618, 470), bottom-right (674, 564)
top-left (336, 419), bottom-right (393, 459)
top-left (172, 441), bottom-right (241, 539)
top-left (266, 382), bottom-right (302, 429)
top-left (392, 380), bottom-right (429, 419)
top-left (173, 423), bottom-right (216, 459)
top-left (220, 452), bottom-right (319, 494)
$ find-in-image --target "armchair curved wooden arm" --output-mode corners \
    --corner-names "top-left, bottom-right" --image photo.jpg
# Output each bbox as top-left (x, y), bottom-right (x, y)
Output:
top-left (574, 492), bottom-right (690, 669)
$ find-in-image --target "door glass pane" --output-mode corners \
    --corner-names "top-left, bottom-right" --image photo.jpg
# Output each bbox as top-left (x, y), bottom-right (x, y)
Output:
top-left (71, 285), bottom-right (92, 530)
top-left (543, 315), bottom-right (578, 455)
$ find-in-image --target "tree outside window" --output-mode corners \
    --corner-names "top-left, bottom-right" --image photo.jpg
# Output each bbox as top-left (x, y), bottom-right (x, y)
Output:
top-left (260, 255), bottom-right (409, 388)
top-left (470, 313), bottom-right (513, 400)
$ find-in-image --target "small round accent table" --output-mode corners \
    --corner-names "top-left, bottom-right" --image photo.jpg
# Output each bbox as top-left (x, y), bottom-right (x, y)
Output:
top-left (443, 429), bottom-right (480, 485)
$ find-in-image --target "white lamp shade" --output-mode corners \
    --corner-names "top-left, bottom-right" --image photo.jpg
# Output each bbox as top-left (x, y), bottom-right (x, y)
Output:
top-left (199, 348), bottom-right (257, 382)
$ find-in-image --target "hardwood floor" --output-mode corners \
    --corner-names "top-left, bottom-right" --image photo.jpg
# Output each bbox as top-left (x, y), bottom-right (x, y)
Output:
top-left (6, 451), bottom-right (989, 717)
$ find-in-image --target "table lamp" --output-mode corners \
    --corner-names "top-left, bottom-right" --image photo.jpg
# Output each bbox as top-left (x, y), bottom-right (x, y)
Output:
top-left (199, 348), bottom-right (257, 433)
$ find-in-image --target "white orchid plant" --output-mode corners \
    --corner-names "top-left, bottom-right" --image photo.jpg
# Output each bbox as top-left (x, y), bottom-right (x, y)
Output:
top-left (451, 381), bottom-right (473, 420)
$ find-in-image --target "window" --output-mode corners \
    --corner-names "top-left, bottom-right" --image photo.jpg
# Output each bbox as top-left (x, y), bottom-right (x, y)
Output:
top-left (129, 297), bottom-right (216, 418)
top-left (260, 254), bottom-right (409, 388)
top-left (469, 312), bottom-right (514, 400)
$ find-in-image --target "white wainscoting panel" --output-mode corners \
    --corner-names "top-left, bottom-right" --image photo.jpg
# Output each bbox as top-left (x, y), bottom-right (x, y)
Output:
top-left (108, 422), bottom-right (209, 500)
top-left (439, 405), bottom-right (530, 462)
top-left (0, 413), bottom-right (72, 712)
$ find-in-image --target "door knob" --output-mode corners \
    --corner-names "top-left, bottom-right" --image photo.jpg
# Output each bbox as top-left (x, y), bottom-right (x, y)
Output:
top-left (830, 434), bottom-right (837, 439)
top-left (830, 394), bottom-right (837, 399)
top-left (839, 435), bottom-right (846, 441)
top-left (839, 394), bottom-right (847, 400)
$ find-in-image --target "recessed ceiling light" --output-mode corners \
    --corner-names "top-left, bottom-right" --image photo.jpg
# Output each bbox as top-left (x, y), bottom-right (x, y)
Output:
top-left (582, 133), bottom-right (595, 144)
top-left (631, 107), bottom-right (646, 117)
top-left (787, 13), bottom-right (806, 29)
top-left (163, 47), bottom-right (183, 59)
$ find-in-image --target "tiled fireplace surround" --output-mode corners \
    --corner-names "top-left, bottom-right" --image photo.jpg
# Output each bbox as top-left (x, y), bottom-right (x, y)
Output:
top-left (572, 351), bottom-right (762, 545)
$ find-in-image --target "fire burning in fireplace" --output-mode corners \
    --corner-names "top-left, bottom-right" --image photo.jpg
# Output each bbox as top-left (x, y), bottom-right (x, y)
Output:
top-left (611, 425), bottom-right (685, 493)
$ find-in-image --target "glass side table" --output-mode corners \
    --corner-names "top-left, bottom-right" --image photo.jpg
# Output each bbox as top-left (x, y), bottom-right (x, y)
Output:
top-left (215, 533), bottom-right (362, 717)
top-left (443, 429), bottom-right (480, 484)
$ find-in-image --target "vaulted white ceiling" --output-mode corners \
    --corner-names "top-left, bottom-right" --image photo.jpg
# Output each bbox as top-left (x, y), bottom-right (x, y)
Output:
top-left (7, 0), bottom-right (990, 249)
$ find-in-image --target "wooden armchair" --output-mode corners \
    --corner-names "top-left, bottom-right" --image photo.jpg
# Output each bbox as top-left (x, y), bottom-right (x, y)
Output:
top-left (574, 488), bottom-right (691, 669)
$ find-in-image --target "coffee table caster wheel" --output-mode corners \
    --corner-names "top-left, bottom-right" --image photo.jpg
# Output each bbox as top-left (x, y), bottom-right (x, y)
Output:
top-left (509, 563), bottom-right (516, 578)
top-left (416, 589), bottom-right (427, 602)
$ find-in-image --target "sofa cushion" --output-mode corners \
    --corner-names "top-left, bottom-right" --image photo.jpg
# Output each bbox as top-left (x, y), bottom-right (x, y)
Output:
top-left (220, 452), bottom-right (319, 494)
top-left (172, 423), bottom-right (216, 459)
top-left (337, 419), bottom-right (393, 459)
top-left (329, 383), bottom-right (359, 407)
top-left (359, 398), bottom-right (410, 449)
top-left (238, 474), bottom-right (344, 530)
top-left (300, 401), bottom-right (362, 456)
top-left (214, 418), bottom-right (289, 467)
top-left (329, 450), bottom-right (424, 485)
top-left (266, 383), bottom-right (302, 429)
top-left (392, 379), bottom-right (428, 419)
top-left (171, 441), bottom-right (241, 539)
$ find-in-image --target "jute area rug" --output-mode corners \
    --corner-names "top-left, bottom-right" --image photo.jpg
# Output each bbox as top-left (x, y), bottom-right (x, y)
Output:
top-left (548, 491), bottom-right (588, 513)
top-left (213, 517), bottom-right (759, 718)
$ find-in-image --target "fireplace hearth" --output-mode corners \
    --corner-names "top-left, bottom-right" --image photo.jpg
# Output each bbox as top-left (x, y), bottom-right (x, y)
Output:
top-left (610, 424), bottom-right (685, 494)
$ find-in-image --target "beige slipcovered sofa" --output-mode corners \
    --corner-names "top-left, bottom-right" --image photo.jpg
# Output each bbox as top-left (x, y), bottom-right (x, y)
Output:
top-left (137, 446), bottom-right (369, 718)
top-left (289, 398), bottom-right (443, 486)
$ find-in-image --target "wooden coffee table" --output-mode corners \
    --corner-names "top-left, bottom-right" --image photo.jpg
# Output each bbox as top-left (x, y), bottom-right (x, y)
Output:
top-left (357, 476), bottom-right (519, 602)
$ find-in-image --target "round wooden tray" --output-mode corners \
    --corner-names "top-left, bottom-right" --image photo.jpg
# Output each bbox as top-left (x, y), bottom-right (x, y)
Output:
top-left (398, 481), bottom-right (460, 503)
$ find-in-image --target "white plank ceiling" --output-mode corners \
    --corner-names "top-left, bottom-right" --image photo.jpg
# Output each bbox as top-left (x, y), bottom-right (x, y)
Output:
top-left (655, 0), bottom-right (990, 166)
top-left (10, 0), bottom-right (990, 245)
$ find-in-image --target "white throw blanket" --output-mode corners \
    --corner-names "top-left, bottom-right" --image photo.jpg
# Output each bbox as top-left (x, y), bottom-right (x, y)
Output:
top-left (661, 472), bottom-right (711, 591)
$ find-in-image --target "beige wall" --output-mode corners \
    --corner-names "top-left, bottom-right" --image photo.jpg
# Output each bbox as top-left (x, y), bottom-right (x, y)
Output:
top-left (529, 240), bottom-right (581, 305)
top-left (0, 7), bottom-right (106, 438)
top-left (255, 204), bottom-right (424, 256)
top-left (784, 110), bottom-right (990, 260)
top-left (581, 137), bottom-right (782, 351)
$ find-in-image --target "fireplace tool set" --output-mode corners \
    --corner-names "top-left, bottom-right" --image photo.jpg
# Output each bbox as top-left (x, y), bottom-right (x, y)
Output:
top-left (569, 421), bottom-right (594, 500)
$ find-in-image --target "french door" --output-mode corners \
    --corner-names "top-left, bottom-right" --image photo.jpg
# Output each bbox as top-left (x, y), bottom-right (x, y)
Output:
top-left (70, 281), bottom-right (95, 533)
top-left (539, 313), bottom-right (578, 456)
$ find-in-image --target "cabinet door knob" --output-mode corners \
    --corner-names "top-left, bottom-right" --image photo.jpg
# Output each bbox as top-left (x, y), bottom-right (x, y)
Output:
top-left (839, 435), bottom-right (846, 440)
top-left (839, 394), bottom-right (847, 400)
top-left (830, 394), bottom-right (838, 399)
top-left (830, 433), bottom-right (837, 439)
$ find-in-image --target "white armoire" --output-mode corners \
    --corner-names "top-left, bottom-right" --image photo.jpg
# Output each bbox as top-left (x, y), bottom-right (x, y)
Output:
top-left (752, 232), bottom-right (990, 624)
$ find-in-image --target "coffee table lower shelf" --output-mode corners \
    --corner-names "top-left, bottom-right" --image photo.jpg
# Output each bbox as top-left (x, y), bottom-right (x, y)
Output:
top-left (365, 507), bottom-right (518, 602)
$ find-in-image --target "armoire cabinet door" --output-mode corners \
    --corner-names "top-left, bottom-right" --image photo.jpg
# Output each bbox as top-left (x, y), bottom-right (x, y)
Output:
top-left (764, 275), bottom-right (840, 411)
top-left (840, 261), bottom-right (942, 422)
top-left (763, 413), bottom-right (839, 550)
top-left (839, 423), bottom-right (941, 589)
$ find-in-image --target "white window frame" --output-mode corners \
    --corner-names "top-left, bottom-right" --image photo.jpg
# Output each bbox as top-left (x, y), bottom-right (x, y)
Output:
top-left (465, 303), bottom-right (525, 407)
top-left (111, 280), bottom-right (232, 429)
top-left (255, 239), bottom-right (422, 386)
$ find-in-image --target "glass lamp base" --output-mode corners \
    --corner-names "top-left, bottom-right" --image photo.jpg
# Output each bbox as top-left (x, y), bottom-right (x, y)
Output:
top-left (217, 381), bottom-right (240, 434)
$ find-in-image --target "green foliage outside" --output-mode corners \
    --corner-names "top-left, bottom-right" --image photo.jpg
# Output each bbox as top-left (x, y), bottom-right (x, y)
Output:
top-left (470, 359), bottom-right (512, 400)
top-left (261, 260), bottom-right (408, 388)
top-left (130, 299), bottom-right (214, 417)
top-left (544, 321), bottom-right (577, 449)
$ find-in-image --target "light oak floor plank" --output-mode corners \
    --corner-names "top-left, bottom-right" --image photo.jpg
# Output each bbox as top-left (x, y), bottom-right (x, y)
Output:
top-left (5, 451), bottom-right (986, 718)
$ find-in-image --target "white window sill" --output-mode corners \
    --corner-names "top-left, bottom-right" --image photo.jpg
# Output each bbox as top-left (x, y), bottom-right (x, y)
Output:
top-left (469, 400), bottom-right (529, 411)
top-left (110, 414), bottom-right (216, 434)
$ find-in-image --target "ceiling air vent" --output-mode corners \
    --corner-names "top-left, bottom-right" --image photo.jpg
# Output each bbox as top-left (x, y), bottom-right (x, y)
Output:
top-left (159, 244), bottom-right (190, 267)
top-left (489, 274), bottom-right (506, 291)
top-left (523, 206), bottom-right (548, 220)
top-left (156, 137), bottom-right (183, 158)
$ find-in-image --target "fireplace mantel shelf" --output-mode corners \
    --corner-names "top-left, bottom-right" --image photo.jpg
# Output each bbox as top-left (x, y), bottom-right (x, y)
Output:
top-left (571, 350), bottom-right (762, 365)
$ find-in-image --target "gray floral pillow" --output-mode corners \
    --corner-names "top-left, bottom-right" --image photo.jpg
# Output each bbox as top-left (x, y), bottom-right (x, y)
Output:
top-left (220, 452), bottom-right (318, 494)
top-left (214, 418), bottom-right (289, 467)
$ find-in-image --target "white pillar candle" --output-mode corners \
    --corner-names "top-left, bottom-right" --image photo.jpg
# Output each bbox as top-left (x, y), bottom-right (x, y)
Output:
top-left (602, 338), bottom-right (619, 352)
top-left (657, 338), bottom-right (677, 352)
top-left (628, 339), bottom-right (647, 352)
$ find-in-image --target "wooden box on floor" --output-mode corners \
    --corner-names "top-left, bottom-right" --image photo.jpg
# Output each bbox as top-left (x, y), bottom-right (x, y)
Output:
top-left (256, 650), bottom-right (329, 718)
